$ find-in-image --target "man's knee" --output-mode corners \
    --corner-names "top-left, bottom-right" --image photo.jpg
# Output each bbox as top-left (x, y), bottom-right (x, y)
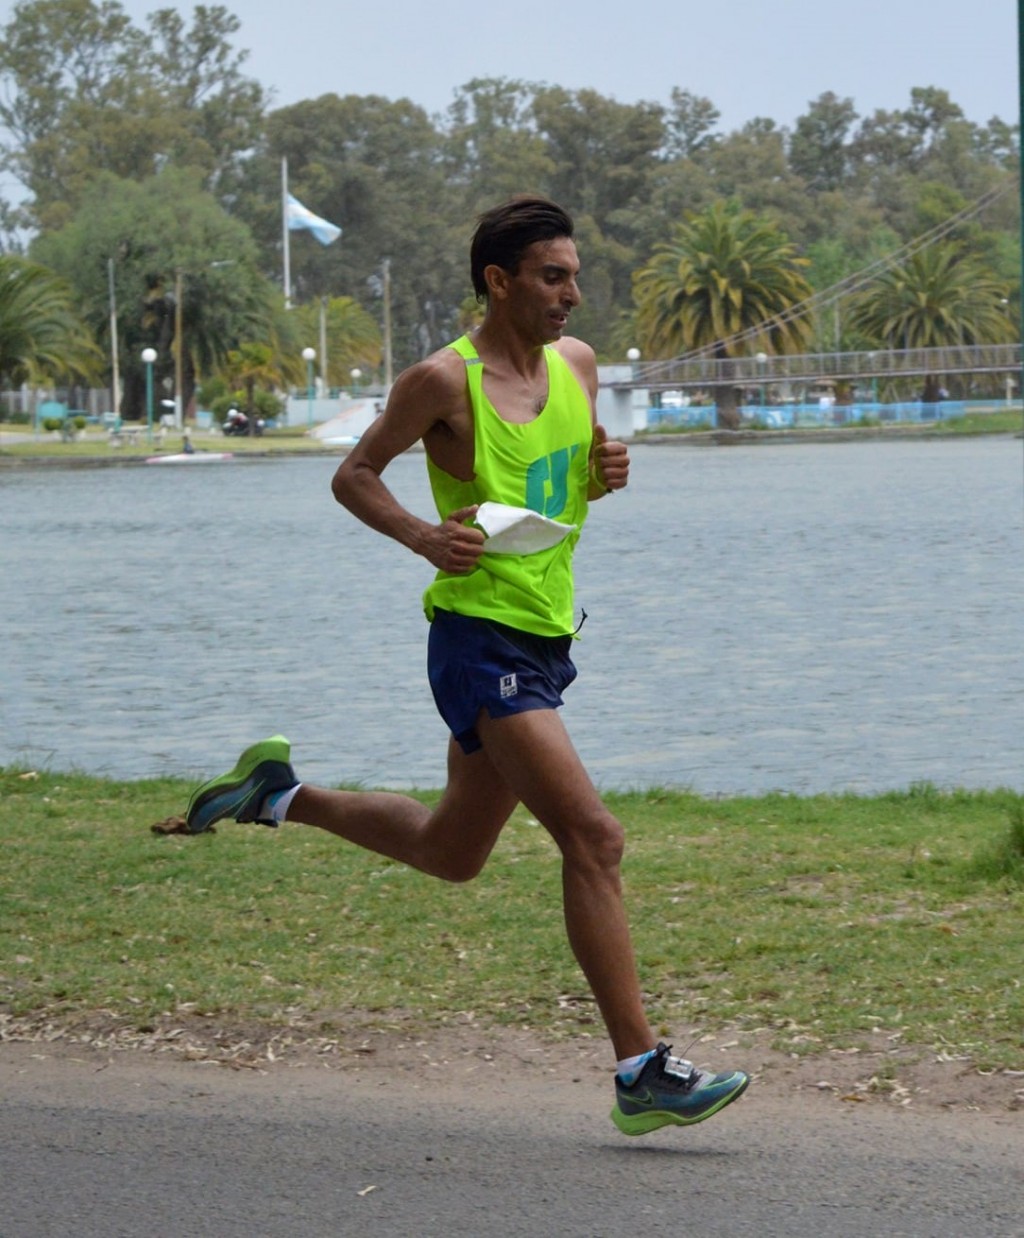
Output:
top-left (431, 849), bottom-right (488, 884)
top-left (558, 807), bottom-right (625, 871)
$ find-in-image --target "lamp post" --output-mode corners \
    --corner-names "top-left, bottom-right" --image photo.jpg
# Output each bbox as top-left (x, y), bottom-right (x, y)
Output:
top-left (302, 347), bottom-right (316, 428)
top-left (756, 352), bottom-right (767, 409)
top-left (350, 367), bottom-right (362, 397)
top-left (108, 258), bottom-right (121, 421)
top-left (999, 300), bottom-right (1012, 405)
top-left (626, 347), bottom-right (642, 429)
top-left (319, 296), bottom-right (329, 396)
top-left (141, 347), bottom-right (157, 444)
top-left (174, 268), bottom-right (184, 430)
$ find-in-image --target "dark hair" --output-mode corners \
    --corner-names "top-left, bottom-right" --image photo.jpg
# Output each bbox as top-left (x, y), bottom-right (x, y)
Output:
top-left (470, 196), bottom-right (575, 300)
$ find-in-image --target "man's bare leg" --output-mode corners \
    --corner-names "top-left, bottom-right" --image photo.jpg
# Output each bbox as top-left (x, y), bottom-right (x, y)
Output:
top-left (185, 726), bottom-right (748, 1130)
top-left (187, 722), bottom-right (653, 1058)
top-left (474, 708), bottom-right (655, 1060)
top-left (286, 736), bottom-right (520, 883)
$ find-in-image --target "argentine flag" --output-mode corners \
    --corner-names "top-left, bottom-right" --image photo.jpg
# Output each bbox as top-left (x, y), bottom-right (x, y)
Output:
top-left (286, 194), bottom-right (342, 246)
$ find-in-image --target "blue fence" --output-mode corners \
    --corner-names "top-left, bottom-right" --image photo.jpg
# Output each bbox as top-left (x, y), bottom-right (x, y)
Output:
top-left (646, 400), bottom-right (982, 430)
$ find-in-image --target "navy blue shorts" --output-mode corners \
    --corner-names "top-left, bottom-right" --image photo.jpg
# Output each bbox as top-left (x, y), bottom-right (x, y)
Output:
top-left (427, 609), bottom-right (578, 754)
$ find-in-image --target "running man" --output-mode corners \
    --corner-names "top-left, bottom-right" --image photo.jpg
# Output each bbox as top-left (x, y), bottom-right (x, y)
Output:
top-left (187, 196), bottom-right (748, 1134)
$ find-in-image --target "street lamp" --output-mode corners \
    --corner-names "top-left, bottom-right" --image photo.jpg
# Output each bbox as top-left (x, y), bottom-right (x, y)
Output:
top-left (350, 367), bottom-right (362, 396)
top-left (173, 268), bottom-right (184, 430)
top-left (302, 347), bottom-right (316, 428)
top-left (998, 301), bottom-right (1012, 405)
top-left (141, 347), bottom-right (157, 444)
top-left (756, 352), bottom-right (767, 408)
top-left (625, 347), bottom-right (642, 428)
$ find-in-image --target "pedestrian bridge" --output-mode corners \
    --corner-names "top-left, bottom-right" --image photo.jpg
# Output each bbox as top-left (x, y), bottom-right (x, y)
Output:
top-left (605, 344), bottom-right (1022, 392)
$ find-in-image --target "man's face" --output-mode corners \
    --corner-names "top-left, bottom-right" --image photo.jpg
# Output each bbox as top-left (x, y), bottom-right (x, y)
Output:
top-left (500, 237), bottom-right (582, 342)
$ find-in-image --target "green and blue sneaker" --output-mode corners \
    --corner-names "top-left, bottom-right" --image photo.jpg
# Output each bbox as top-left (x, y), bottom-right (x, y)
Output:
top-left (611, 1043), bottom-right (749, 1136)
top-left (186, 735), bottom-right (297, 834)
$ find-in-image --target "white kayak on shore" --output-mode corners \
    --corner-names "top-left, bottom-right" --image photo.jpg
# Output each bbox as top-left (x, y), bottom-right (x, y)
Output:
top-left (144, 452), bottom-right (234, 465)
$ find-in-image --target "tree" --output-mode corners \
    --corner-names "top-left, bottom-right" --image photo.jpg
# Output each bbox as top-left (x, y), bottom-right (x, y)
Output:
top-left (0, 255), bottom-right (99, 385)
top-left (849, 87), bottom-right (968, 195)
top-left (223, 341), bottom-right (282, 425)
top-left (663, 89), bottom-right (721, 160)
top-left (700, 119), bottom-right (811, 237)
top-left (531, 87), bottom-right (664, 226)
top-left (528, 86), bottom-right (665, 353)
top-left (632, 202), bottom-right (814, 426)
top-left (235, 92), bottom-right (460, 368)
top-left (32, 169), bottom-right (280, 419)
top-left (789, 93), bottom-right (858, 192)
top-left (443, 77), bottom-right (553, 206)
top-left (0, 0), bottom-right (266, 229)
top-left (846, 241), bottom-right (1014, 400)
top-left (290, 297), bottom-right (381, 388)
top-left (805, 238), bottom-right (859, 351)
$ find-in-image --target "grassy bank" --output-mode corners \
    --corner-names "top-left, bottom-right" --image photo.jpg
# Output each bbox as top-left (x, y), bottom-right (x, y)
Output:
top-left (636, 408), bottom-right (1024, 438)
top-left (0, 425), bottom-right (335, 461)
top-left (2, 769), bottom-right (1022, 1071)
top-left (2, 410), bottom-right (1021, 463)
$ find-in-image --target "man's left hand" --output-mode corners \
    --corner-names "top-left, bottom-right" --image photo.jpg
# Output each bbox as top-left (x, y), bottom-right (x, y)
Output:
top-left (591, 424), bottom-right (629, 494)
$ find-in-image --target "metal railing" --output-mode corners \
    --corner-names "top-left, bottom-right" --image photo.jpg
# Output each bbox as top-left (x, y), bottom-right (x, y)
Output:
top-left (608, 344), bottom-right (1022, 391)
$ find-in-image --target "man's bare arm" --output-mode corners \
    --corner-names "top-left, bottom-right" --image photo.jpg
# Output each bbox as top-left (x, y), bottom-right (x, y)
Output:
top-left (554, 336), bottom-right (630, 498)
top-left (331, 355), bottom-right (485, 574)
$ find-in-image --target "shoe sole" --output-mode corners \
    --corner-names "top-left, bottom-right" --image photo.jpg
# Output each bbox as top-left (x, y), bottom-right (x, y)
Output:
top-left (610, 1075), bottom-right (749, 1136)
top-left (186, 735), bottom-right (291, 834)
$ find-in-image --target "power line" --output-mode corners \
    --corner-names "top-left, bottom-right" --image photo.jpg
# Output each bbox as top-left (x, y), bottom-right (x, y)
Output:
top-left (639, 183), bottom-right (1014, 380)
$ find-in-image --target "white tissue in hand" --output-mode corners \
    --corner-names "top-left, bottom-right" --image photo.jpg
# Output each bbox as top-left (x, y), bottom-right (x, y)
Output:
top-left (474, 502), bottom-right (576, 554)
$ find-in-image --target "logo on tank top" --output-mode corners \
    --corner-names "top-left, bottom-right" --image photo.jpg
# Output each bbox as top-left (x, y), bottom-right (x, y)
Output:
top-left (525, 445), bottom-right (580, 517)
top-left (499, 672), bottom-right (518, 699)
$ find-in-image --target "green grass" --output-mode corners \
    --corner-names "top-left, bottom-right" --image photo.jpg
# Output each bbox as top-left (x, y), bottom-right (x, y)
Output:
top-left (2, 769), bottom-right (1022, 1069)
top-left (924, 409), bottom-right (1023, 435)
top-left (636, 408), bottom-right (1023, 438)
top-left (6, 408), bottom-right (1021, 461)
top-left (0, 426), bottom-right (334, 460)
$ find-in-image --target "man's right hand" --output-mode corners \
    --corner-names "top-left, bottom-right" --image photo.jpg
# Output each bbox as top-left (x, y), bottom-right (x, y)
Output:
top-left (424, 504), bottom-right (485, 573)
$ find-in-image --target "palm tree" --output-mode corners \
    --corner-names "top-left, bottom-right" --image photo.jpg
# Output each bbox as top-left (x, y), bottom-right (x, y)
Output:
top-left (223, 342), bottom-right (283, 431)
top-left (632, 202), bottom-right (814, 426)
top-left (180, 270), bottom-right (283, 411)
top-left (290, 296), bottom-right (382, 388)
top-left (846, 243), bottom-right (1014, 400)
top-left (0, 256), bottom-right (99, 386)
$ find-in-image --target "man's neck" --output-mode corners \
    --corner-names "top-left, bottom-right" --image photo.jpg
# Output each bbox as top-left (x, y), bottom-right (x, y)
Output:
top-left (470, 320), bottom-right (551, 377)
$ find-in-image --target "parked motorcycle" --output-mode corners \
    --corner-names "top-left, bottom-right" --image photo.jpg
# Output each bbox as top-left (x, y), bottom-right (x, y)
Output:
top-left (222, 409), bottom-right (264, 436)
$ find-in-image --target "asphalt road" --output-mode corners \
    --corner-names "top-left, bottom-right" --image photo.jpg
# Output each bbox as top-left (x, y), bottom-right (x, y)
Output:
top-left (2, 1042), bottom-right (1021, 1238)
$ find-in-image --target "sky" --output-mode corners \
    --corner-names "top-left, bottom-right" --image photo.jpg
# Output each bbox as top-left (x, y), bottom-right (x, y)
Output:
top-left (102, 0), bottom-right (1019, 134)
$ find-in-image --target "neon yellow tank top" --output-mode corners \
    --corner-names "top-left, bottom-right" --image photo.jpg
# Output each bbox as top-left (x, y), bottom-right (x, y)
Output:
top-left (422, 334), bottom-right (593, 637)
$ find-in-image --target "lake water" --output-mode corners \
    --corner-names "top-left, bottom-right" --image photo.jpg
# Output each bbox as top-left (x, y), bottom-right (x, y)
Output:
top-left (2, 437), bottom-right (1022, 796)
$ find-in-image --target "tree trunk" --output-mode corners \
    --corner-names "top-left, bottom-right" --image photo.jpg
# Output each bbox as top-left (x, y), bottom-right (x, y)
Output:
top-left (716, 385), bottom-right (741, 429)
top-left (714, 348), bottom-right (741, 429)
top-left (922, 374), bottom-right (942, 403)
top-left (245, 378), bottom-right (257, 432)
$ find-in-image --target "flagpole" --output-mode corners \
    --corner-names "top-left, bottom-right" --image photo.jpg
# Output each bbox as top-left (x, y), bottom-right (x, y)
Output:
top-left (108, 257), bottom-right (121, 417)
top-left (282, 156), bottom-right (291, 308)
top-left (1018, 0), bottom-right (1023, 451)
top-left (319, 295), bottom-right (329, 394)
top-left (382, 257), bottom-right (393, 391)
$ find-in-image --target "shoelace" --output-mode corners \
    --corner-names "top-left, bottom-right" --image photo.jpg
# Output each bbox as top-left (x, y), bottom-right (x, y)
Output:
top-left (661, 1051), bottom-right (705, 1089)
